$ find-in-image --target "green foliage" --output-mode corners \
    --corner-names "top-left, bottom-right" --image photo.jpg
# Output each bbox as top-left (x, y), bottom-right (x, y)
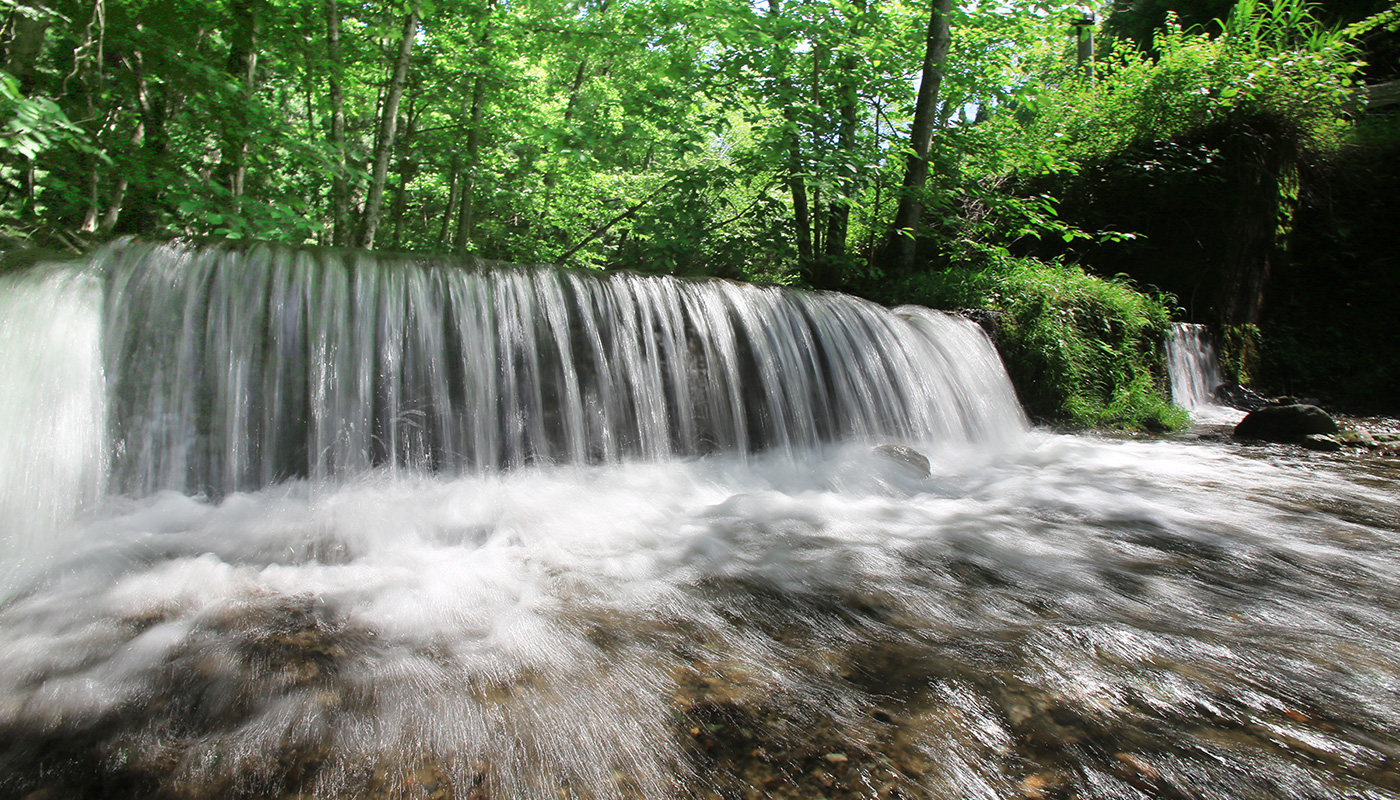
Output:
top-left (1217, 323), bottom-right (1261, 385)
top-left (0, 0), bottom-right (1385, 415)
top-left (0, 70), bottom-right (88, 161)
top-left (1023, 5), bottom-right (1359, 167)
top-left (890, 257), bottom-right (1187, 431)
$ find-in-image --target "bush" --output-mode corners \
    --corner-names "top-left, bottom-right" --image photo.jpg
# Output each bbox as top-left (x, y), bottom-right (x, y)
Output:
top-left (888, 258), bottom-right (1188, 432)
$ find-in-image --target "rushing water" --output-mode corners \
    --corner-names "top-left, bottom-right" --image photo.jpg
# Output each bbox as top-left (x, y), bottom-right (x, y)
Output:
top-left (1, 242), bottom-right (1398, 800)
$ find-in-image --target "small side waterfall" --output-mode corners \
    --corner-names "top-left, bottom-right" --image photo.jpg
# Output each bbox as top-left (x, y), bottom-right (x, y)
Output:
top-left (1166, 322), bottom-right (1247, 425)
top-left (1166, 323), bottom-right (1224, 409)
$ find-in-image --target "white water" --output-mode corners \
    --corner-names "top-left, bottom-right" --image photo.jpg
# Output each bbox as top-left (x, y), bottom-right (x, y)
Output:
top-left (2, 437), bottom-right (1398, 799)
top-left (1167, 322), bottom-right (1245, 425)
top-left (2, 243), bottom-right (1398, 800)
top-left (96, 241), bottom-right (1024, 496)
top-left (0, 266), bottom-right (108, 577)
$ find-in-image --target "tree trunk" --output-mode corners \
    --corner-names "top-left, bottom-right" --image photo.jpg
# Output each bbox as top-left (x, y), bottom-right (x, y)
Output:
top-left (438, 151), bottom-right (460, 248)
top-left (538, 55), bottom-right (590, 216)
top-left (216, 0), bottom-right (259, 202)
top-left (114, 52), bottom-right (170, 234)
top-left (358, 0), bottom-right (419, 249)
top-left (449, 0), bottom-right (497, 253)
top-left (389, 106), bottom-right (417, 248)
top-left (3, 4), bottom-right (50, 92)
top-left (888, 0), bottom-right (953, 273)
top-left (822, 0), bottom-right (864, 279)
top-left (326, 0), bottom-right (350, 245)
top-left (768, 0), bottom-right (812, 270)
top-left (450, 77), bottom-right (487, 252)
top-left (73, 0), bottom-right (108, 233)
top-left (1218, 121), bottom-right (1290, 327)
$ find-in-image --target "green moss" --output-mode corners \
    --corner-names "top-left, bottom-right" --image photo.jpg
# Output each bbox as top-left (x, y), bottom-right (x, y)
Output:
top-left (888, 258), bottom-right (1188, 432)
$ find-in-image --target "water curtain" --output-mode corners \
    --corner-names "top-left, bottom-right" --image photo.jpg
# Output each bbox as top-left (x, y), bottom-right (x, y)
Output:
top-left (13, 239), bottom-right (1026, 501)
top-left (1166, 322), bottom-right (1226, 410)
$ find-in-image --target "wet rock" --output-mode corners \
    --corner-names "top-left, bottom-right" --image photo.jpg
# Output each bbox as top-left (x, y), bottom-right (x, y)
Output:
top-left (1213, 383), bottom-right (1268, 411)
top-left (872, 444), bottom-right (930, 478)
top-left (1017, 771), bottom-right (1066, 799)
top-left (1233, 404), bottom-right (1339, 443)
top-left (958, 308), bottom-right (1004, 339)
top-left (1300, 434), bottom-right (1343, 452)
top-left (1341, 429), bottom-right (1377, 448)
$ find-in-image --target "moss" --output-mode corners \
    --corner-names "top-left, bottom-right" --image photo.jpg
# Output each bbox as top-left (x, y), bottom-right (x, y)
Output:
top-left (885, 258), bottom-right (1188, 432)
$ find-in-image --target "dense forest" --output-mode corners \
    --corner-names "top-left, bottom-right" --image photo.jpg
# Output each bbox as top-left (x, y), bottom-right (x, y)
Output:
top-left (2, 0), bottom-right (1398, 424)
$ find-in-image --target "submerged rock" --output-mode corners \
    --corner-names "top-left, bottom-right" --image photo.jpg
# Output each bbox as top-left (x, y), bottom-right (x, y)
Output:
top-left (872, 444), bottom-right (931, 478)
top-left (1233, 404), bottom-right (1339, 443)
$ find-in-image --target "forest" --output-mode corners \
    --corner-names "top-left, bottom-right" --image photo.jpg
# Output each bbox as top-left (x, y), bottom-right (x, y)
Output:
top-left (2, 0), bottom-right (1398, 426)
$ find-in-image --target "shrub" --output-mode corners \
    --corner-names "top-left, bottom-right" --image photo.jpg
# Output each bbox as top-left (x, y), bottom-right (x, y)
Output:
top-left (890, 258), bottom-right (1188, 431)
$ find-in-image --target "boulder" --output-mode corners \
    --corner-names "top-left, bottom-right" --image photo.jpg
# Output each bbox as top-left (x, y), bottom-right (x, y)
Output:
top-left (873, 444), bottom-right (931, 478)
top-left (1233, 404), bottom-right (1339, 443)
top-left (1340, 429), bottom-right (1377, 448)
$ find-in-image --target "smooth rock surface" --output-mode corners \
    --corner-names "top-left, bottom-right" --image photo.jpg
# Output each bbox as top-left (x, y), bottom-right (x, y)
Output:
top-left (1233, 404), bottom-right (1339, 442)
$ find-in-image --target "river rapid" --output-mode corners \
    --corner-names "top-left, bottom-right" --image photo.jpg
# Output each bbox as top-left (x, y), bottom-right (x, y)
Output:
top-left (1, 432), bottom-right (1398, 800)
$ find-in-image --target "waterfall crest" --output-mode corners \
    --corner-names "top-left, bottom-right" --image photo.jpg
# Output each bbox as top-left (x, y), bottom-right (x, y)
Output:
top-left (35, 239), bottom-right (1027, 498)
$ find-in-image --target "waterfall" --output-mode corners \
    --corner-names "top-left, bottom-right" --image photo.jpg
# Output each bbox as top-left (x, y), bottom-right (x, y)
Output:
top-left (1166, 323), bottom-right (1224, 409)
top-left (1165, 322), bottom-right (1247, 426)
top-left (0, 237), bottom-right (1025, 548)
top-left (91, 239), bottom-right (1025, 496)
top-left (0, 265), bottom-right (107, 561)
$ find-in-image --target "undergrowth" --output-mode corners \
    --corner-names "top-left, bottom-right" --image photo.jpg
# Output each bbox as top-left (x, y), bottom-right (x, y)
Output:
top-left (888, 258), bottom-right (1188, 432)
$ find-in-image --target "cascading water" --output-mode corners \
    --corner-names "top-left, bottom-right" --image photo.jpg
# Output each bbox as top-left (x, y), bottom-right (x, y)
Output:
top-left (1, 240), bottom-right (1398, 800)
top-left (1166, 322), bottom-right (1245, 424)
top-left (95, 240), bottom-right (1024, 497)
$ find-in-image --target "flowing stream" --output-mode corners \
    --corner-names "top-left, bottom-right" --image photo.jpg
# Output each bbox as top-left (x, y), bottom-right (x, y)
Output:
top-left (1, 241), bottom-right (1397, 800)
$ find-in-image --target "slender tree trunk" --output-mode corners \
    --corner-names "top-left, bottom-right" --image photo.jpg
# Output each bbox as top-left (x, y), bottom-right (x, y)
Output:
top-left (115, 52), bottom-right (170, 234)
top-left (888, 0), bottom-right (953, 273)
top-left (359, 0), bottom-right (419, 249)
top-left (450, 77), bottom-right (487, 252)
top-left (81, 157), bottom-right (101, 231)
top-left (100, 110), bottom-right (140, 232)
top-left (789, 170), bottom-right (813, 266)
top-left (449, 0), bottom-right (497, 253)
top-left (73, 0), bottom-right (107, 232)
top-left (822, 0), bottom-right (863, 279)
top-left (216, 0), bottom-right (259, 202)
top-left (389, 106), bottom-right (417, 248)
top-left (865, 99), bottom-right (883, 267)
top-left (538, 54), bottom-right (590, 218)
top-left (768, 0), bottom-right (812, 270)
top-left (326, 0), bottom-right (350, 245)
top-left (809, 41), bottom-right (826, 261)
top-left (439, 151), bottom-right (460, 248)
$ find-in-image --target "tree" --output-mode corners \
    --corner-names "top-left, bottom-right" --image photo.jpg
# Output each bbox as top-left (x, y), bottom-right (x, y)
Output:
top-left (888, 0), bottom-right (953, 274)
top-left (359, 0), bottom-right (419, 249)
